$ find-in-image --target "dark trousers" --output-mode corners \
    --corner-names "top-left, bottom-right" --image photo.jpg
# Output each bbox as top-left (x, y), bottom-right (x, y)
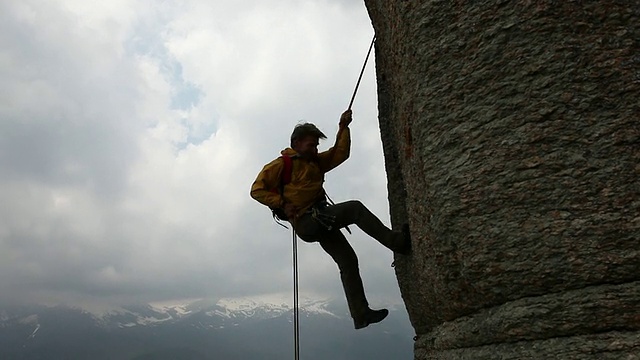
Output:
top-left (294, 200), bottom-right (402, 321)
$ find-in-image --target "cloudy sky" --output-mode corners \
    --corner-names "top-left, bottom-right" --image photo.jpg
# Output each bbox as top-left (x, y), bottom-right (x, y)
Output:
top-left (0, 0), bottom-right (402, 310)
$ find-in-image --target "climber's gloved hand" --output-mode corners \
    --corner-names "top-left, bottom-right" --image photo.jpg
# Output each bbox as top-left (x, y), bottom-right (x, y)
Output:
top-left (339, 109), bottom-right (352, 129)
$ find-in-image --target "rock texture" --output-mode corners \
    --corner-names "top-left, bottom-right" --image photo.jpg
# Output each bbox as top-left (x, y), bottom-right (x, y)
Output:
top-left (364, 1), bottom-right (640, 358)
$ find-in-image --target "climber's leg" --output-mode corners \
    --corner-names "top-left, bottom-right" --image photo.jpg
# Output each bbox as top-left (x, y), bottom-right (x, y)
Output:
top-left (317, 229), bottom-right (369, 321)
top-left (324, 200), bottom-right (410, 253)
top-left (295, 207), bottom-right (393, 328)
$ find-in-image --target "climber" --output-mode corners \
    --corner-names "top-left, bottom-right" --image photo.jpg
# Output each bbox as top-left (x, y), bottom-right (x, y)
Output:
top-left (250, 109), bottom-right (411, 329)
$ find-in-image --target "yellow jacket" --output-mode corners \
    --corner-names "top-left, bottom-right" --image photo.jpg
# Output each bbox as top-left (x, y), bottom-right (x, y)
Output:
top-left (250, 127), bottom-right (351, 218)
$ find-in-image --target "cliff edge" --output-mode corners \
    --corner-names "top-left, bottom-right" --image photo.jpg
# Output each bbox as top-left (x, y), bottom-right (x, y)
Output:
top-left (364, 1), bottom-right (640, 358)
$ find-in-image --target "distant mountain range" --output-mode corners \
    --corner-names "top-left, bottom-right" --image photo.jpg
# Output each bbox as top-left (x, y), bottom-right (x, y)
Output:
top-left (0, 295), bottom-right (414, 360)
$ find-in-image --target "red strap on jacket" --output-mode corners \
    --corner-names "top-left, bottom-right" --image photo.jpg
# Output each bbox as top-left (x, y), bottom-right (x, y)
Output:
top-left (269, 155), bottom-right (293, 197)
top-left (281, 155), bottom-right (293, 186)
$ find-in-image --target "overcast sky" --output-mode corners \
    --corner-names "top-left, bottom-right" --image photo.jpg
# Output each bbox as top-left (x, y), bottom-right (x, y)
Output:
top-left (0, 0), bottom-right (402, 310)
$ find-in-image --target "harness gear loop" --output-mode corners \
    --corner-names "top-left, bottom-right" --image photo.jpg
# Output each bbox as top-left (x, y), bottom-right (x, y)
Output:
top-left (325, 193), bottom-right (352, 234)
top-left (347, 34), bottom-right (376, 110)
top-left (310, 206), bottom-right (336, 231)
top-left (292, 227), bottom-right (300, 360)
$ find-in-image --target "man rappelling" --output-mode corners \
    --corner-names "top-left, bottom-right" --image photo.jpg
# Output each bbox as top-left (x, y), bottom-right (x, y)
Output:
top-left (250, 109), bottom-right (411, 329)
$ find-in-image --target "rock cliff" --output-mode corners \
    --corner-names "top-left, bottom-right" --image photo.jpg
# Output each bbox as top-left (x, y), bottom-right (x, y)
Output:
top-left (364, 1), bottom-right (640, 358)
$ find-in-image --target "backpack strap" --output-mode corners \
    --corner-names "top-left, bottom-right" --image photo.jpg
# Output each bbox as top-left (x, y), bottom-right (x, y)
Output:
top-left (269, 155), bottom-right (294, 197)
top-left (278, 155), bottom-right (293, 199)
top-left (271, 155), bottom-right (294, 228)
top-left (280, 155), bottom-right (293, 187)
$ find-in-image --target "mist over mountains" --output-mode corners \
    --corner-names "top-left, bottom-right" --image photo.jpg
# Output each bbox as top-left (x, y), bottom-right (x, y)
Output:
top-left (0, 296), bottom-right (414, 360)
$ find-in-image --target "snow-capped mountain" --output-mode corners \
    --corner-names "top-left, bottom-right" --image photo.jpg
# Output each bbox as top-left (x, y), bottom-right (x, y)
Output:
top-left (84, 293), bottom-right (341, 330)
top-left (210, 294), bottom-right (338, 319)
top-left (0, 295), bottom-right (414, 360)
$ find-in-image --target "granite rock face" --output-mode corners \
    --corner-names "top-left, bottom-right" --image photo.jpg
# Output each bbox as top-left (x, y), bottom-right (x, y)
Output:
top-left (364, 1), bottom-right (640, 358)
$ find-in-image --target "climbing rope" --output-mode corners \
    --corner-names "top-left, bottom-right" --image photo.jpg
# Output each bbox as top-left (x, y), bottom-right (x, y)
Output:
top-left (347, 35), bottom-right (376, 110)
top-left (292, 227), bottom-right (300, 360)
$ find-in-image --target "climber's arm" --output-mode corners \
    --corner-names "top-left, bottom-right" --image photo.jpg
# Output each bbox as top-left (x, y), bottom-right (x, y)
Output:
top-left (318, 110), bottom-right (352, 172)
top-left (250, 158), bottom-right (285, 208)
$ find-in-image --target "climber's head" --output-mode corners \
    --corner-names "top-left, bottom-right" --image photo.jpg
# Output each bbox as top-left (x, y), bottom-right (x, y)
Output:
top-left (290, 123), bottom-right (326, 159)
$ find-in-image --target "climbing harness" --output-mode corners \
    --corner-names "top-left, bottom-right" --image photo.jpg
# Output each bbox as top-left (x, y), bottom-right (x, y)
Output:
top-left (291, 227), bottom-right (300, 360)
top-left (309, 203), bottom-right (337, 230)
top-left (325, 194), bottom-right (352, 234)
top-left (347, 35), bottom-right (376, 110)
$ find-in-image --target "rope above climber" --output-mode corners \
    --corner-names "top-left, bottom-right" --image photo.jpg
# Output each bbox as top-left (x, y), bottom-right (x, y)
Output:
top-left (250, 109), bottom-right (412, 329)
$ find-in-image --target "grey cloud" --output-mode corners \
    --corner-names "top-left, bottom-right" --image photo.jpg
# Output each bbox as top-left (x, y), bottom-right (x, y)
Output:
top-left (0, 0), bottom-right (399, 309)
top-left (0, 2), bottom-right (144, 197)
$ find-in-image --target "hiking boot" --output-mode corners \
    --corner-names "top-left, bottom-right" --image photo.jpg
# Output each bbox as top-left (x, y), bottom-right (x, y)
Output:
top-left (395, 223), bottom-right (412, 255)
top-left (354, 308), bottom-right (389, 329)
